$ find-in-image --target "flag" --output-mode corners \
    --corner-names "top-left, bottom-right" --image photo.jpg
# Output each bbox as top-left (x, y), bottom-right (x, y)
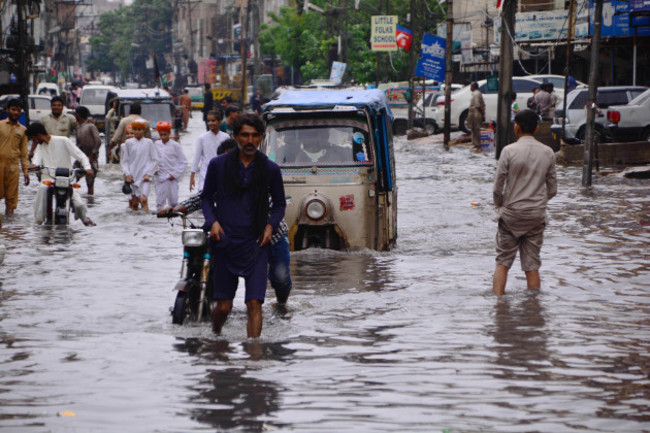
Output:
top-left (396, 25), bottom-right (413, 51)
top-left (496, 0), bottom-right (502, 9)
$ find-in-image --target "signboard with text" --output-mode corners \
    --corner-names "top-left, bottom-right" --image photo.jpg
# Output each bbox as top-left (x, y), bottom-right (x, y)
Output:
top-left (415, 33), bottom-right (446, 82)
top-left (371, 15), bottom-right (398, 51)
top-left (631, 0), bottom-right (650, 12)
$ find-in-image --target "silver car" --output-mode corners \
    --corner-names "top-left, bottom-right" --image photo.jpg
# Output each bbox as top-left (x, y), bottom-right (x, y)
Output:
top-left (551, 86), bottom-right (647, 144)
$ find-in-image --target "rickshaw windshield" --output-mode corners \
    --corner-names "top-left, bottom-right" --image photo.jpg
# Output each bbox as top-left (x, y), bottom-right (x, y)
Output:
top-left (265, 117), bottom-right (372, 167)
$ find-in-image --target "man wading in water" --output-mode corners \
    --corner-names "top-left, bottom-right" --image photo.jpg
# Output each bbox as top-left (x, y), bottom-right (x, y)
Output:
top-left (201, 113), bottom-right (286, 338)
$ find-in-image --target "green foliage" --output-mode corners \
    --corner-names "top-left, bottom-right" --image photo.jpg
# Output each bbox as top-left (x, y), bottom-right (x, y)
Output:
top-left (86, 0), bottom-right (171, 82)
top-left (258, 0), bottom-right (444, 85)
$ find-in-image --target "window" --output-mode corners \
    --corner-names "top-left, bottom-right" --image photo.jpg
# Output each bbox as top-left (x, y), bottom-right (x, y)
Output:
top-left (598, 91), bottom-right (629, 108)
top-left (513, 79), bottom-right (541, 93)
top-left (265, 119), bottom-right (372, 166)
top-left (569, 91), bottom-right (588, 109)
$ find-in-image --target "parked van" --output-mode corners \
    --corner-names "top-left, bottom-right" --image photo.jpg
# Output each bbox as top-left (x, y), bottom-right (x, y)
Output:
top-left (79, 84), bottom-right (117, 131)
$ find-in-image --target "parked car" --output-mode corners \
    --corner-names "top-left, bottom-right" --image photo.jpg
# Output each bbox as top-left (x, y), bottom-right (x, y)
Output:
top-left (0, 94), bottom-right (51, 124)
top-left (35, 82), bottom-right (61, 97)
top-left (604, 88), bottom-right (650, 142)
top-left (431, 77), bottom-right (543, 133)
top-left (79, 84), bottom-right (117, 132)
top-left (550, 86), bottom-right (647, 144)
top-left (525, 74), bottom-right (586, 91)
top-left (391, 84), bottom-right (463, 135)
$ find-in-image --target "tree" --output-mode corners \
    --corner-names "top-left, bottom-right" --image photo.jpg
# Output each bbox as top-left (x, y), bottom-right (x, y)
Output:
top-left (86, 0), bottom-right (171, 83)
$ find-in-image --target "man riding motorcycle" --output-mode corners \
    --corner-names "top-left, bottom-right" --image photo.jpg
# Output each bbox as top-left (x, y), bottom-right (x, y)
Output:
top-left (26, 122), bottom-right (96, 226)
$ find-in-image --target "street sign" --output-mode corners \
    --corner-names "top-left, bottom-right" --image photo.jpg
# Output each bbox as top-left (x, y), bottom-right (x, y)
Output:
top-left (415, 33), bottom-right (446, 81)
top-left (371, 15), bottom-right (398, 51)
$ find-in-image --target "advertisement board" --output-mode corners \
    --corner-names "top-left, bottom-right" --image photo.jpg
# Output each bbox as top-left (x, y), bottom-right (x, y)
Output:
top-left (415, 33), bottom-right (446, 82)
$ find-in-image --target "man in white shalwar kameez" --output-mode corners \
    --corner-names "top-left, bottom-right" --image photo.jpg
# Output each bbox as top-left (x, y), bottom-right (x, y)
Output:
top-left (153, 122), bottom-right (186, 211)
top-left (121, 119), bottom-right (159, 211)
top-left (190, 109), bottom-right (229, 192)
top-left (26, 123), bottom-right (95, 226)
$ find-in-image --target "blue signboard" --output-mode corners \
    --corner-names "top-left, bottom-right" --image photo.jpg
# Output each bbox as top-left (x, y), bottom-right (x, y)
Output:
top-left (631, 0), bottom-right (650, 12)
top-left (591, 0), bottom-right (650, 36)
top-left (415, 33), bottom-right (445, 82)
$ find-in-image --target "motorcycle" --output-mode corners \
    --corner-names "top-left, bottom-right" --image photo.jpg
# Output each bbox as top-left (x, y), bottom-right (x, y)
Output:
top-left (159, 211), bottom-right (212, 325)
top-left (30, 165), bottom-right (86, 225)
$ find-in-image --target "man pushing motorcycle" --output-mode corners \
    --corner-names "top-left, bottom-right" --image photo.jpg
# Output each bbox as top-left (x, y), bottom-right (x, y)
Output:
top-left (26, 122), bottom-right (96, 226)
top-left (201, 113), bottom-right (286, 338)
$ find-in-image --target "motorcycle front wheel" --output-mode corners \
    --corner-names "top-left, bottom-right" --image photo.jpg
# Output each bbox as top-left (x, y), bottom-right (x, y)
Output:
top-left (172, 291), bottom-right (188, 325)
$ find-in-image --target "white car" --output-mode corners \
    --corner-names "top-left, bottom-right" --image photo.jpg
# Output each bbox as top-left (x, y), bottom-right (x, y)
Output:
top-left (0, 94), bottom-right (51, 122)
top-left (431, 77), bottom-right (543, 133)
top-left (550, 86), bottom-right (646, 144)
top-left (391, 84), bottom-right (463, 135)
top-left (604, 88), bottom-right (650, 142)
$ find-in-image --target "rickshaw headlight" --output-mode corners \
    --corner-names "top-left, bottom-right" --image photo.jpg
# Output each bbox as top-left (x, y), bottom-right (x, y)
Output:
top-left (306, 200), bottom-right (326, 220)
top-left (182, 230), bottom-right (207, 247)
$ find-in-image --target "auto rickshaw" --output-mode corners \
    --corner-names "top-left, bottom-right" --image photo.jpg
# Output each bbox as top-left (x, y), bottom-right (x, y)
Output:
top-left (262, 89), bottom-right (397, 251)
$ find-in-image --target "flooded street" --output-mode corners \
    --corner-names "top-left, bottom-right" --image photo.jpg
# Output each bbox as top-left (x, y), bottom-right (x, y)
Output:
top-left (1, 116), bottom-right (649, 432)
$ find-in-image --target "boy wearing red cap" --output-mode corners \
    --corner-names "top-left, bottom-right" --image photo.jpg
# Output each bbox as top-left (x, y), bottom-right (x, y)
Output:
top-left (153, 122), bottom-right (186, 211)
top-left (121, 119), bottom-right (159, 211)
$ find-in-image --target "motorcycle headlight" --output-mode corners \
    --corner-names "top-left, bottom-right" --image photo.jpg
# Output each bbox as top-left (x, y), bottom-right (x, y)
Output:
top-left (182, 230), bottom-right (207, 247)
top-left (55, 176), bottom-right (70, 188)
top-left (306, 199), bottom-right (326, 220)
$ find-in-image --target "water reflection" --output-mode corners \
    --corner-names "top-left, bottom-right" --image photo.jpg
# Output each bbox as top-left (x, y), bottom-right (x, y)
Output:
top-left (173, 338), bottom-right (295, 431)
top-left (489, 292), bottom-right (550, 381)
top-left (291, 250), bottom-right (400, 295)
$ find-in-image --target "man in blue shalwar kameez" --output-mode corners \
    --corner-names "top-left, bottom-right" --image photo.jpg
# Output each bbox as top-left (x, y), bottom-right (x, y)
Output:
top-left (201, 113), bottom-right (286, 338)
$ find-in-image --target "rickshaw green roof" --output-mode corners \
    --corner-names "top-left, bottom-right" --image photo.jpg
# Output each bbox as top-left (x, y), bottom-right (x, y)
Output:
top-left (264, 89), bottom-right (394, 121)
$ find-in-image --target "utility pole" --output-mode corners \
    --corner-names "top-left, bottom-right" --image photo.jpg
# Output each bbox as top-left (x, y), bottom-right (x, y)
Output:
top-left (443, 0), bottom-right (453, 150)
top-left (582, 0), bottom-right (603, 187)
top-left (240, 0), bottom-right (248, 105)
top-left (16, 0), bottom-right (30, 124)
top-left (407, 0), bottom-right (415, 130)
top-left (495, 0), bottom-right (515, 160)
top-left (562, 0), bottom-right (576, 141)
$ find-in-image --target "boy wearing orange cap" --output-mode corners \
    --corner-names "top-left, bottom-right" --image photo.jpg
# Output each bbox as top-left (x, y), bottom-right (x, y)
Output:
top-left (121, 119), bottom-right (159, 211)
top-left (153, 122), bottom-right (186, 211)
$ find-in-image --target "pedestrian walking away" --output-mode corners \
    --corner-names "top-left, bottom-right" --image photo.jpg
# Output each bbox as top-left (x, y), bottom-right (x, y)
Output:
top-left (120, 119), bottom-right (159, 212)
top-left (73, 106), bottom-right (102, 195)
top-left (0, 98), bottom-right (30, 216)
top-left (201, 113), bottom-right (286, 338)
top-left (153, 122), bottom-right (186, 212)
top-left (492, 109), bottom-right (557, 296)
top-left (26, 122), bottom-right (95, 226)
top-left (190, 109), bottom-right (229, 192)
top-left (468, 82), bottom-right (485, 151)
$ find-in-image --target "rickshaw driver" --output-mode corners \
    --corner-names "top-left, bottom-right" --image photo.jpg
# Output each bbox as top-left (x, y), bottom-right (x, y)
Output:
top-left (295, 129), bottom-right (351, 164)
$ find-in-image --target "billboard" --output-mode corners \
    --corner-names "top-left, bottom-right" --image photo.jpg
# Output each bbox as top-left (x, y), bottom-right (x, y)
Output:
top-left (415, 33), bottom-right (446, 82)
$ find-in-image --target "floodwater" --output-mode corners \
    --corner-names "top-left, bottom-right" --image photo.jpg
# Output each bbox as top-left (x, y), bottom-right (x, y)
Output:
top-left (1, 117), bottom-right (649, 432)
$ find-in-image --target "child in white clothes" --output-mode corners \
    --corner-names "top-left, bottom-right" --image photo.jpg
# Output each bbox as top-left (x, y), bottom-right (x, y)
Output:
top-left (153, 122), bottom-right (187, 211)
top-left (121, 119), bottom-right (159, 211)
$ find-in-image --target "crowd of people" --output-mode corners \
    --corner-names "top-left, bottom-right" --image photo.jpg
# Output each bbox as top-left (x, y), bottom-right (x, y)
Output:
top-left (0, 90), bottom-right (557, 336)
top-left (0, 94), bottom-right (293, 339)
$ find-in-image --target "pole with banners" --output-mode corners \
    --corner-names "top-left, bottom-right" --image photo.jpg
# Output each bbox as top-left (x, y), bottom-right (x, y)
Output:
top-left (443, 0), bottom-right (453, 150)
